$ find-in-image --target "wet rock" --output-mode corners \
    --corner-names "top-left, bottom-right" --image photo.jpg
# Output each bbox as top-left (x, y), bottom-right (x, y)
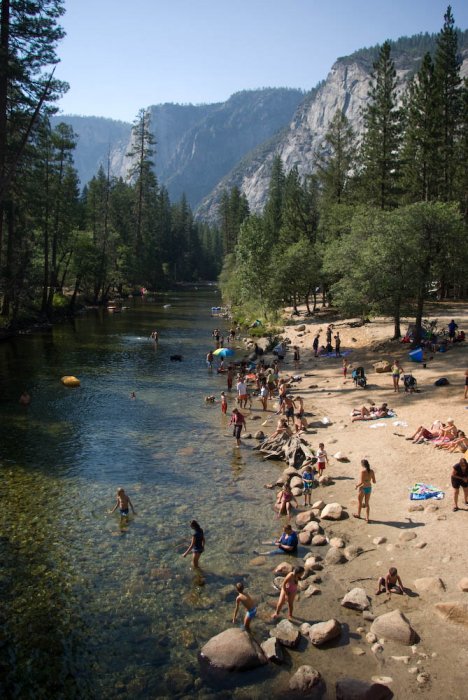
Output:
top-left (435, 601), bottom-right (468, 626)
top-left (261, 636), bottom-right (284, 663)
top-left (270, 619), bottom-right (301, 648)
top-left (335, 677), bottom-right (394, 699)
top-left (312, 534), bottom-right (327, 546)
top-left (249, 556), bottom-right (267, 567)
top-left (330, 537), bottom-right (345, 548)
top-left (273, 577), bottom-right (285, 590)
top-left (344, 545), bottom-right (363, 561)
top-left (413, 577), bottom-right (445, 594)
top-left (398, 531), bottom-right (417, 542)
top-left (200, 628), bottom-right (267, 671)
top-left (373, 537), bottom-right (386, 545)
top-left (289, 665), bottom-right (321, 692)
top-left (341, 587), bottom-right (370, 611)
top-left (298, 531), bottom-right (312, 545)
top-left (164, 669), bottom-right (194, 695)
top-left (308, 618), bottom-right (342, 646)
top-left (274, 562), bottom-right (293, 576)
top-left (254, 431), bottom-right (265, 440)
top-left (296, 510), bottom-right (317, 528)
top-left (321, 502), bottom-right (343, 520)
top-left (370, 610), bottom-right (416, 645)
top-left (457, 578), bottom-right (468, 592)
top-left (243, 433), bottom-right (252, 439)
top-left (304, 585), bottom-right (321, 597)
top-left (325, 546), bottom-right (346, 565)
top-left (149, 567), bottom-right (172, 580)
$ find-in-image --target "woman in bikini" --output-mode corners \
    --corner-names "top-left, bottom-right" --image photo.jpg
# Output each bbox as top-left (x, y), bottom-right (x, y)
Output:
top-left (272, 566), bottom-right (305, 619)
top-left (354, 459), bottom-right (376, 523)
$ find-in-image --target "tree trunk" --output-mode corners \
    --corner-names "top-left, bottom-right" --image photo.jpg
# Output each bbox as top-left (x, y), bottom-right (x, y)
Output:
top-left (414, 289), bottom-right (425, 345)
top-left (1, 199), bottom-right (14, 316)
top-left (392, 296), bottom-right (401, 339)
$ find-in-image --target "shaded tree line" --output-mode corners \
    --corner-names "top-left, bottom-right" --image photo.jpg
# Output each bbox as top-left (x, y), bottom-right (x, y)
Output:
top-left (220, 6), bottom-right (468, 342)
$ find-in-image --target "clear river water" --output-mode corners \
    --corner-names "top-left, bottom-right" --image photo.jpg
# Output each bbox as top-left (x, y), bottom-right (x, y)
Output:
top-left (0, 291), bottom-right (301, 699)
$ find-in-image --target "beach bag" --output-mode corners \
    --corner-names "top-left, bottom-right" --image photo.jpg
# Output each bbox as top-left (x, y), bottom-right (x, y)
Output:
top-left (434, 378), bottom-right (449, 386)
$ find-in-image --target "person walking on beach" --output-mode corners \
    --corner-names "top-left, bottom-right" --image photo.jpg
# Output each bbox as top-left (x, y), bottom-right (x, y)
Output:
top-left (334, 332), bottom-right (341, 357)
top-left (182, 520), bottom-right (205, 568)
top-left (342, 358), bottom-right (349, 380)
top-left (354, 459), bottom-right (376, 523)
top-left (232, 582), bottom-right (257, 631)
top-left (451, 458), bottom-right (468, 512)
top-left (230, 407), bottom-right (246, 447)
top-left (448, 319), bottom-right (458, 343)
top-left (271, 566), bottom-right (305, 620)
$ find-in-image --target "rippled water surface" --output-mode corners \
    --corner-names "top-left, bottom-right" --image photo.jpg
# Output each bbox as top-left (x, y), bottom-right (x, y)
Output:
top-left (0, 293), bottom-right (294, 699)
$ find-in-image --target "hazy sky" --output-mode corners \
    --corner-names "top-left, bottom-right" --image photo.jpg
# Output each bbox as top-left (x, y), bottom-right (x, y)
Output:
top-left (57, 0), bottom-right (468, 122)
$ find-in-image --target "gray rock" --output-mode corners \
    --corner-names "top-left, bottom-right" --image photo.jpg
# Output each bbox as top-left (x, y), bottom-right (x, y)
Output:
top-left (398, 531), bottom-right (417, 542)
top-left (260, 636), bottom-right (284, 663)
top-left (304, 556), bottom-right (322, 573)
top-left (330, 537), bottom-right (346, 548)
top-left (344, 545), bottom-right (363, 561)
top-left (366, 632), bottom-right (377, 644)
top-left (243, 433), bottom-right (252, 439)
top-left (325, 546), bottom-right (346, 565)
top-left (303, 520), bottom-right (321, 534)
top-left (413, 577), bottom-right (445, 594)
top-left (308, 618), bottom-right (342, 646)
top-left (336, 677), bottom-right (394, 699)
top-left (298, 530), bottom-right (312, 545)
top-left (254, 430), bottom-right (265, 440)
top-left (289, 665), bottom-right (321, 692)
top-left (372, 642), bottom-right (384, 654)
top-left (270, 619), bottom-right (301, 648)
top-left (312, 534), bottom-right (327, 546)
top-left (292, 487), bottom-right (302, 497)
top-left (341, 587), bottom-right (370, 611)
top-left (370, 610), bottom-right (416, 645)
top-left (295, 510), bottom-right (317, 528)
top-left (312, 499), bottom-right (325, 510)
top-left (274, 561), bottom-right (293, 575)
top-left (290, 475), bottom-right (303, 489)
top-left (321, 502), bottom-right (343, 520)
top-left (200, 628), bottom-right (267, 671)
top-left (304, 585), bottom-right (321, 597)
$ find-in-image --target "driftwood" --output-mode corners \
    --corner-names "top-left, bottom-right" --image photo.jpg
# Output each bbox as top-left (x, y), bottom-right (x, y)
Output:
top-left (255, 432), bottom-right (315, 468)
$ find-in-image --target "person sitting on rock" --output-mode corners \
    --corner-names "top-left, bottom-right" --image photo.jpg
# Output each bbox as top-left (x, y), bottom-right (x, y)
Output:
top-left (376, 567), bottom-right (406, 595)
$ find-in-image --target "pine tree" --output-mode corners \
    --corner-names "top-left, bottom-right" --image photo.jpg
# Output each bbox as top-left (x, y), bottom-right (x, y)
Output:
top-left (315, 109), bottom-right (357, 205)
top-left (433, 5), bottom-right (461, 201)
top-left (400, 53), bottom-right (440, 202)
top-left (360, 41), bottom-right (401, 209)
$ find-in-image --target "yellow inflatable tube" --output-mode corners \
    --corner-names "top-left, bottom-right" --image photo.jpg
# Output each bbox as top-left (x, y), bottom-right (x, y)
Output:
top-left (61, 375), bottom-right (81, 387)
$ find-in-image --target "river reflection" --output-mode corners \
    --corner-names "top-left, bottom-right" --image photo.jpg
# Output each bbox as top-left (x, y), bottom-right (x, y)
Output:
top-left (0, 293), bottom-right (285, 699)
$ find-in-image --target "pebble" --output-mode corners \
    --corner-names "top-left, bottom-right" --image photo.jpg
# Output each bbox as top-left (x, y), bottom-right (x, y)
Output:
top-left (373, 537), bottom-right (386, 545)
top-left (414, 542), bottom-right (427, 549)
top-left (366, 632), bottom-right (377, 644)
top-left (442, 555), bottom-right (451, 564)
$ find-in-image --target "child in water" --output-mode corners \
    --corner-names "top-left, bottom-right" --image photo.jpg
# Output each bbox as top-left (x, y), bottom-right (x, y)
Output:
top-left (232, 582), bottom-right (257, 631)
top-left (109, 488), bottom-right (136, 522)
top-left (220, 391), bottom-right (228, 414)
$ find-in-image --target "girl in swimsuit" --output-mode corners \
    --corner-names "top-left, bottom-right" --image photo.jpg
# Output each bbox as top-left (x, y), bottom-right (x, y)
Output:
top-left (354, 459), bottom-right (376, 523)
top-left (275, 483), bottom-right (298, 520)
top-left (272, 566), bottom-right (305, 619)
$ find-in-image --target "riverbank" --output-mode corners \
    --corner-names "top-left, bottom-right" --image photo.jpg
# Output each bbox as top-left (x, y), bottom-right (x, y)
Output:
top-left (219, 301), bottom-right (468, 697)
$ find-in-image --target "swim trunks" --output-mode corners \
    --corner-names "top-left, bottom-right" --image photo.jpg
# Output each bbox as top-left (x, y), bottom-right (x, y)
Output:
top-left (233, 425), bottom-right (242, 439)
top-left (119, 508), bottom-right (129, 516)
top-left (361, 486), bottom-right (372, 495)
top-left (246, 607), bottom-right (257, 619)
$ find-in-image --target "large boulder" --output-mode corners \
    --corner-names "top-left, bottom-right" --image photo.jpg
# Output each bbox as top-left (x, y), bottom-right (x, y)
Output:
top-left (336, 677), bottom-right (394, 699)
top-left (200, 628), bottom-right (267, 671)
top-left (296, 510), bottom-right (317, 528)
top-left (308, 618), bottom-right (342, 646)
top-left (289, 665), bottom-right (321, 692)
top-left (312, 534), bottom-right (327, 546)
top-left (270, 618), bottom-right (301, 648)
top-left (370, 610), bottom-right (416, 645)
top-left (435, 601), bottom-right (468, 626)
top-left (414, 577), bottom-right (446, 595)
top-left (261, 636), bottom-right (284, 663)
top-left (341, 587), bottom-right (370, 611)
top-left (304, 556), bottom-right (322, 574)
top-left (299, 530), bottom-right (312, 545)
top-left (274, 561), bottom-right (293, 576)
top-left (321, 502), bottom-right (343, 520)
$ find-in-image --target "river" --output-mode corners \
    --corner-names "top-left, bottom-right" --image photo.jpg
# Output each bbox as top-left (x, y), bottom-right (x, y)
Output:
top-left (0, 291), bottom-right (293, 699)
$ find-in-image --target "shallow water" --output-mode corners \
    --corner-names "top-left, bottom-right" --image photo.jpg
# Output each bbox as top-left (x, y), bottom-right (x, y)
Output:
top-left (0, 293), bottom-right (293, 699)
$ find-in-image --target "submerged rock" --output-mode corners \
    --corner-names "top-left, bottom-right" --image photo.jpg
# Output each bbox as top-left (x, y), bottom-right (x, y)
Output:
top-left (289, 665), bottom-right (321, 691)
top-left (261, 636), bottom-right (284, 663)
top-left (270, 619), bottom-right (301, 648)
top-left (200, 628), bottom-right (267, 671)
top-left (336, 677), bottom-right (394, 699)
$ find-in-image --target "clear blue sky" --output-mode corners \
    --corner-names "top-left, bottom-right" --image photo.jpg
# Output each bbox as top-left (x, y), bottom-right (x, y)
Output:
top-left (57, 0), bottom-right (468, 122)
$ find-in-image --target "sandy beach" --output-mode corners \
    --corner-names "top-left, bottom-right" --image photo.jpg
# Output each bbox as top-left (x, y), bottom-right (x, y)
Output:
top-left (240, 301), bottom-right (468, 697)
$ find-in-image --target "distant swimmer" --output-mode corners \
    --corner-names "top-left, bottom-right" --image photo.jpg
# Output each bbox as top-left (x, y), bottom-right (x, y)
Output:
top-left (150, 330), bottom-right (159, 344)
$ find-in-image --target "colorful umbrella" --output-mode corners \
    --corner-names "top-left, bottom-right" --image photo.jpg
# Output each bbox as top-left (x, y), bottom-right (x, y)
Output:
top-left (213, 347), bottom-right (235, 357)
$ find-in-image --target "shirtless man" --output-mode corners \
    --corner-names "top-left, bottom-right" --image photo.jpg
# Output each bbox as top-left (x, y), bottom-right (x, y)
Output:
top-left (282, 395), bottom-right (297, 424)
top-left (232, 582), bottom-right (257, 631)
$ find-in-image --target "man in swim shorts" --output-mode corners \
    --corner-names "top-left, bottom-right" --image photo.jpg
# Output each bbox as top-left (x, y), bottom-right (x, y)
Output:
top-left (232, 582), bottom-right (257, 631)
top-left (229, 408), bottom-right (246, 447)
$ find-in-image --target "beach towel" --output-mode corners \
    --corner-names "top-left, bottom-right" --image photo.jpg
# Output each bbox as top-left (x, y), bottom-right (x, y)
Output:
top-left (409, 483), bottom-right (445, 500)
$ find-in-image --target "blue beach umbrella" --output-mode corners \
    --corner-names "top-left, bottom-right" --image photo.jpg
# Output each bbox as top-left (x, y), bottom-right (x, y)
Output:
top-left (213, 347), bottom-right (235, 357)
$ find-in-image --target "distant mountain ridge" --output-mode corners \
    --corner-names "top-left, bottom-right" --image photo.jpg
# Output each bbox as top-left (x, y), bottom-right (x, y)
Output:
top-left (53, 28), bottom-right (468, 222)
top-left (51, 88), bottom-right (304, 208)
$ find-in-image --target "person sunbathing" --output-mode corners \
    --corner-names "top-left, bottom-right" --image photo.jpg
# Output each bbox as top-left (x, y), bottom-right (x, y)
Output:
top-left (435, 431), bottom-right (468, 453)
top-left (408, 419), bottom-right (457, 444)
top-left (352, 403), bottom-right (389, 422)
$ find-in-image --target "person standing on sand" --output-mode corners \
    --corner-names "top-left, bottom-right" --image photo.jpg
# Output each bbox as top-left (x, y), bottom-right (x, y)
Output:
top-left (342, 358), bottom-right (348, 380)
top-left (391, 360), bottom-right (403, 392)
top-left (451, 458), bottom-right (468, 512)
top-left (313, 334), bottom-right (320, 357)
top-left (229, 407), bottom-right (246, 447)
top-left (354, 459), bottom-right (376, 523)
top-left (182, 520), bottom-right (205, 568)
top-left (271, 566), bottom-right (305, 620)
top-left (334, 332), bottom-right (341, 357)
